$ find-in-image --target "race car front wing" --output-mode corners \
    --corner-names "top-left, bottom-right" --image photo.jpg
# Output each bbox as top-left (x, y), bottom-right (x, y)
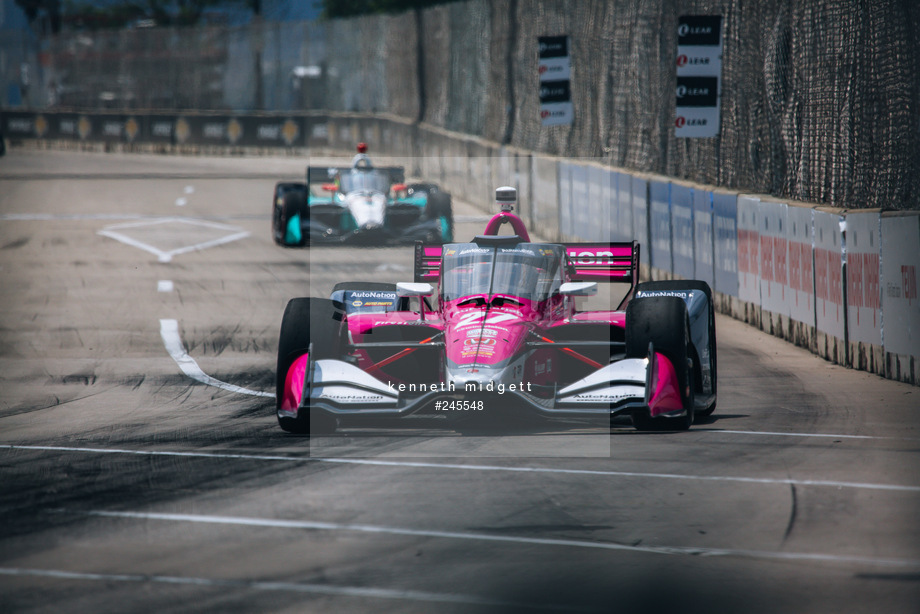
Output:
top-left (279, 348), bottom-right (689, 423)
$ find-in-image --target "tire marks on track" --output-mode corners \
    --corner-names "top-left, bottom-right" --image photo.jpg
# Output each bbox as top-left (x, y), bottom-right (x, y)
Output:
top-left (0, 567), bottom-right (582, 611)
top-left (4, 444), bottom-right (919, 493)
top-left (55, 508), bottom-right (920, 570)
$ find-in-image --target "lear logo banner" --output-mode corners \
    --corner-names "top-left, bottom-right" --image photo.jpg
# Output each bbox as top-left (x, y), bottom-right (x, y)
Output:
top-left (538, 35), bottom-right (573, 126)
top-left (675, 15), bottom-right (722, 137)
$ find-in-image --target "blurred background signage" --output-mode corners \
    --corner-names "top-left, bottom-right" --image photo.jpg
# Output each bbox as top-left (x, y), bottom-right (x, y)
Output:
top-left (675, 15), bottom-right (722, 138)
top-left (539, 35), bottom-right (573, 126)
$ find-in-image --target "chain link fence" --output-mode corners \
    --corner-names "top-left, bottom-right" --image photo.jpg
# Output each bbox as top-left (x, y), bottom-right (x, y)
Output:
top-left (3, 0), bottom-right (917, 209)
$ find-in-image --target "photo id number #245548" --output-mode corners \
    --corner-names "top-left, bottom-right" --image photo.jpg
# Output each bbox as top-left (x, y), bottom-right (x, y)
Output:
top-left (435, 400), bottom-right (484, 411)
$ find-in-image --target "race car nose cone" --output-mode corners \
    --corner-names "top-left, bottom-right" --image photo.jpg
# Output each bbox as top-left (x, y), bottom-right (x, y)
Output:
top-left (448, 366), bottom-right (506, 390)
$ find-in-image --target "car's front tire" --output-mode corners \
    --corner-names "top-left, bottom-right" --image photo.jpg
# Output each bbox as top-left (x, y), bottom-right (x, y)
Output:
top-left (626, 295), bottom-right (694, 431)
top-left (276, 297), bottom-right (344, 434)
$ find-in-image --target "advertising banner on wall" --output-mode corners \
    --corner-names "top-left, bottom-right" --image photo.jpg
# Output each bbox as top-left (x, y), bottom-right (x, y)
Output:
top-left (1, 110), bottom-right (307, 147)
top-left (614, 171), bottom-right (632, 243)
top-left (880, 213), bottom-right (920, 368)
top-left (571, 163), bottom-right (589, 239)
top-left (531, 156), bottom-right (559, 236)
top-left (759, 200), bottom-right (789, 317)
top-left (649, 180), bottom-right (672, 272)
top-left (587, 166), bottom-right (609, 241)
top-left (693, 188), bottom-right (715, 287)
top-left (814, 209), bottom-right (846, 341)
top-left (557, 161), bottom-right (577, 238)
top-left (737, 196), bottom-right (761, 304)
top-left (712, 191), bottom-right (738, 297)
top-left (538, 35), bottom-right (573, 126)
top-left (631, 176), bottom-right (649, 269)
top-left (786, 205), bottom-right (815, 326)
top-left (846, 211), bottom-right (882, 346)
top-left (671, 183), bottom-right (695, 280)
top-left (675, 15), bottom-right (722, 138)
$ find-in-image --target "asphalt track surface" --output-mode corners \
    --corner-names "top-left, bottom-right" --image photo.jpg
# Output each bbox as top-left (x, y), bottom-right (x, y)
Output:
top-left (1, 149), bottom-right (919, 613)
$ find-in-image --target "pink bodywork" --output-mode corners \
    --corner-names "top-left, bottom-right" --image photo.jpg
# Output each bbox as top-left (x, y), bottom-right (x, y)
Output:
top-left (647, 352), bottom-right (685, 417)
top-left (282, 209), bottom-right (670, 411)
top-left (440, 295), bottom-right (551, 367)
top-left (281, 353), bottom-right (310, 411)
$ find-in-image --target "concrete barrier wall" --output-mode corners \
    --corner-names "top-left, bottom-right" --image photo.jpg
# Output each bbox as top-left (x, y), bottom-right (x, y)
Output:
top-left (880, 213), bottom-right (920, 384)
top-left (4, 109), bottom-right (918, 385)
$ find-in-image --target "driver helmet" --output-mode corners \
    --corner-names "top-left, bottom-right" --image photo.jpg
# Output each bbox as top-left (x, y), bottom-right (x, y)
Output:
top-left (352, 143), bottom-right (372, 169)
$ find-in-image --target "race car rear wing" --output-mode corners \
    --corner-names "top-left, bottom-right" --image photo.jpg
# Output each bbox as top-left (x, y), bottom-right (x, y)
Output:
top-left (565, 242), bottom-right (639, 283)
top-left (414, 240), bottom-right (640, 287)
top-left (306, 166), bottom-right (406, 186)
top-left (414, 243), bottom-right (444, 282)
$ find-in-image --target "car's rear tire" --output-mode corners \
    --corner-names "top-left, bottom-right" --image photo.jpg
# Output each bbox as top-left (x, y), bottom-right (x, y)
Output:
top-left (272, 182), bottom-right (306, 246)
top-left (425, 191), bottom-right (453, 243)
top-left (626, 296), bottom-right (693, 431)
top-left (277, 188), bottom-right (309, 247)
top-left (276, 298), bottom-right (344, 434)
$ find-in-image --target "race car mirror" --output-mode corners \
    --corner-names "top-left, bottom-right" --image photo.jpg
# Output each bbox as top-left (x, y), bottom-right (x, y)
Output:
top-left (396, 282), bottom-right (434, 297)
top-left (559, 281), bottom-right (598, 297)
top-left (321, 183), bottom-right (338, 192)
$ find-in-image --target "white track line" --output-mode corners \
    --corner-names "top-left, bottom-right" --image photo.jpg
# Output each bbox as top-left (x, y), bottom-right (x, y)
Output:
top-left (4, 444), bottom-right (919, 493)
top-left (62, 509), bottom-right (920, 569)
top-left (0, 567), bottom-right (579, 611)
top-left (699, 429), bottom-right (906, 441)
top-left (1, 213), bottom-right (154, 221)
top-left (159, 319), bottom-right (273, 398)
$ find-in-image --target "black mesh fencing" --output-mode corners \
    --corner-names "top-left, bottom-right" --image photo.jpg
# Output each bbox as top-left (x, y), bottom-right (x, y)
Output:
top-left (4, 0), bottom-right (918, 209)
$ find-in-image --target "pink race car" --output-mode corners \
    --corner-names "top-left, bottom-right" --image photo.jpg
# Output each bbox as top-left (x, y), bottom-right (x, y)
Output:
top-left (276, 187), bottom-right (716, 434)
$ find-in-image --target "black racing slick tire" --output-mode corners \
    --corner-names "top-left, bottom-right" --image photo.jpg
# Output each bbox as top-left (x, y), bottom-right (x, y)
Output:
top-left (276, 298), bottom-right (344, 434)
top-left (636, 279), bottom-right (718, 417)
top-left (272, 183), bottom-right (309, 247)
top-left (425, 191), bottom-right (454, 243)
top-left (626, 296), bottom-right (694, 431)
